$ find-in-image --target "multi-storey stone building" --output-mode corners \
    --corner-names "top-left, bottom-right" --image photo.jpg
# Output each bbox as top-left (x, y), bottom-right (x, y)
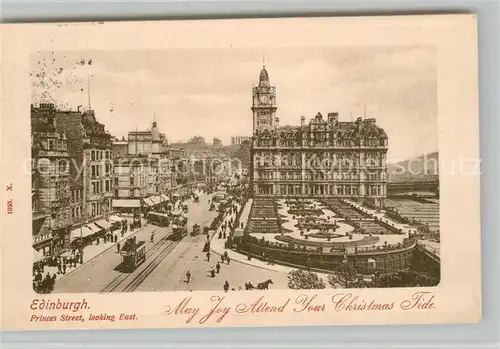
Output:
top-left (31, 103), bottom-right (72, 254)
top-left (69, 179), bottom-right (84, 223)
top-left (113, 156), bottom-right (150, 199)
top-left (170, 136), bottom-right (232, 184)
top-left (128, 121), bottom-right (168, 156)
top-left (127, 121), bottom-right (173, 196)
top-left (55, 107), bottom-right (114, 221)
top-left (112, 136), bottom-right (128, 158)
top-left (250, 66), bottom-right (389, 208)
top-left (80, 110), bottom-right (114, 219)
top-left (231, 136), bottom-right (252, 145)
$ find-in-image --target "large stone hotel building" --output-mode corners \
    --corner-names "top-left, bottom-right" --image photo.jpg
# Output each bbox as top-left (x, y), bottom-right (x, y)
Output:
top-left (250, 66), bottom-right (389, 208)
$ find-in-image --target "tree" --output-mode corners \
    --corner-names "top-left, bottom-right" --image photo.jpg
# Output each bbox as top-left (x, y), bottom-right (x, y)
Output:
top-left (327, 263), bottom-right (368, 289)
top-left (370, 270), bottom-right (440, 288)
top-left (287, 269), bottom-right (326, 290)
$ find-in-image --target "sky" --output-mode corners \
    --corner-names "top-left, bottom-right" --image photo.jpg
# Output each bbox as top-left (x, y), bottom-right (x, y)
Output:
top-left (31, 46), bottom-right (437, 162)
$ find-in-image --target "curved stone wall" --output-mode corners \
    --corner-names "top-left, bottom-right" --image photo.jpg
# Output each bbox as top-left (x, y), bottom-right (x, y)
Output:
top-left (238, 240), bottom-right (416, 274)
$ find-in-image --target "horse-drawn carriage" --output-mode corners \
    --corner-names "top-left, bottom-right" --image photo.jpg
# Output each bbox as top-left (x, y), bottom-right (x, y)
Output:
top-left (171, 224), bottom-right (187, 240)
top-left (120, 238), bottom-right (146, 271)
top-left (194, 196), bottom-right (199, 203)
top-left (191, 224), bottom-right (201, 236)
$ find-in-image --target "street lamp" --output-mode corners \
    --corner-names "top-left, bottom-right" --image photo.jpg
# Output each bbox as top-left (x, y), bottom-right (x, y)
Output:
top-left (80, 213), bottom-right (88, 245)
top-left (100, 193), bottom-right (109, 220)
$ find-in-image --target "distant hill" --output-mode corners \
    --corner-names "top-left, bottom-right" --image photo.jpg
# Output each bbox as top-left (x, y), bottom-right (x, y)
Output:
top-left (388, 151), bottom-right (438, 181)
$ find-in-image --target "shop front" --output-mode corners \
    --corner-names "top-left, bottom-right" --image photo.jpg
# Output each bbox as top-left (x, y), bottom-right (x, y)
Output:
top-left (112, 199), bottom-right (141, 215)
top-left (69, 225), bottom-right (95, 249)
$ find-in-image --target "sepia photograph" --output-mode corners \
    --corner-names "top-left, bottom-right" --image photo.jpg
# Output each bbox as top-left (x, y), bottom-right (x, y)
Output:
top-left (30, 46), bottom-right (441, 294)
top-left (0, 15), bottom-right (481, 331)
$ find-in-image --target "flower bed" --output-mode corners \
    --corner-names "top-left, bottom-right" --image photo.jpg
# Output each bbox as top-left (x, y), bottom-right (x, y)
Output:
top-left (306, 232), bottom-right (344, 239)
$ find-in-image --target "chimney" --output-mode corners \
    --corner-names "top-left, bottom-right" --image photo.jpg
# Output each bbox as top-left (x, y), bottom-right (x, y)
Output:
top-left (301, 116), bottom-right (306, 126)
top-left (328, 112), bottom-right (339, 126)
top-left (275, 117), bottom-right (279, 128)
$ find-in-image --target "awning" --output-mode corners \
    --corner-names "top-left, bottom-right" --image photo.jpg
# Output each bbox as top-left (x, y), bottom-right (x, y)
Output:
top-left (70, 226), bottom-right (94, 240)
top-left (150, 196), bottom-right (161, 205)
top-left (107, 215), bottom-right (122, 222)
top-left (143, 198), bottom-right (154, 207)
top-left (33, 249), bottom-right (44, 263)
top-left (87, 223), bottom-right (102, 234)
top-left (113, 199), bottom-right (141, 208)
top-left (95, 219), bottom-right (112, 230)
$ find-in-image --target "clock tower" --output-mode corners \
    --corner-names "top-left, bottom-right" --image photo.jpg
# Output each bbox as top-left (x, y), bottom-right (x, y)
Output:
top-left (252, 65), bottom-right (277, 133)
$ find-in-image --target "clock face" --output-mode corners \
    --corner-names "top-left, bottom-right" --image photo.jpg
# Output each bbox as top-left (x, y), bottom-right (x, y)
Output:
top-left (260, 95), bottom-right (268, 103)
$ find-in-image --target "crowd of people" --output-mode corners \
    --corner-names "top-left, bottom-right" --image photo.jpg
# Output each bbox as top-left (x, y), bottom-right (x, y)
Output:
top-left (32, 248), bottom-right (86, 293)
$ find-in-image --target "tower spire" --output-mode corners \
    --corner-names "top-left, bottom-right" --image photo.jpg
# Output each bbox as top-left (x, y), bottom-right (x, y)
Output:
top-left (262, 54), bottom-right (266, 68)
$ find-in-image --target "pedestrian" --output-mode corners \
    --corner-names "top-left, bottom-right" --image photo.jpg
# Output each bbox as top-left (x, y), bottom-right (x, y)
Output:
top-left (44, 273), bottom-right (51, 292)
top-left (117, 243), bottom-right (121, 253)
top-left (62, 263), bottom-right (67, 275)
top-left (186, 271), bottom-right (191, 283)
top-left (206, 251), bottom-right (211, 262)
top-left (57, 262), bottom-right (62, 274)
top-left (216, 262), bottom-right (220, 274)
top-left (210, 268), bottom-right (215, 278)
top-left (114, 234), bottom-right (118, 243)
top-left (226, 256), bottom-right (231, 265)
top-left (223, 281), bottom-right (229, 292)
top-left (221, 254), bottom-right (225, 263)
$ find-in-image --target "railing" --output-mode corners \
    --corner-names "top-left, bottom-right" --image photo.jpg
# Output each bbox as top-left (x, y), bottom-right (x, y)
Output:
top-left (240, 238), bottom-right (416, 257)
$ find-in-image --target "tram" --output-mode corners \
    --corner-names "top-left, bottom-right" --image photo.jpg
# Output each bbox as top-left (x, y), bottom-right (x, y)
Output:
top-left (120, 238), bottom-right (146, 271)
top-left (147, 211), bottom-right (170, 227)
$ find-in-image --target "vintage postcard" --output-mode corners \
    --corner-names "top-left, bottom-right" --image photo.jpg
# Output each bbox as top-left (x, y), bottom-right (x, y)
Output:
top-left (1, 15), bottom-right (481, 330)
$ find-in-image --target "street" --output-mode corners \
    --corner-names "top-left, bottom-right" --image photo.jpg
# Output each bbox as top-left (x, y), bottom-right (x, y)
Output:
top-left (54, 192), bottom-right (288, 293)
top-left (53, 223), bottom-right (173, 293)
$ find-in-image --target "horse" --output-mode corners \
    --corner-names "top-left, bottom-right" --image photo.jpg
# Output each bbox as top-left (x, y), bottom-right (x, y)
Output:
top-left (257, 279), bottom-right (273, 290)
